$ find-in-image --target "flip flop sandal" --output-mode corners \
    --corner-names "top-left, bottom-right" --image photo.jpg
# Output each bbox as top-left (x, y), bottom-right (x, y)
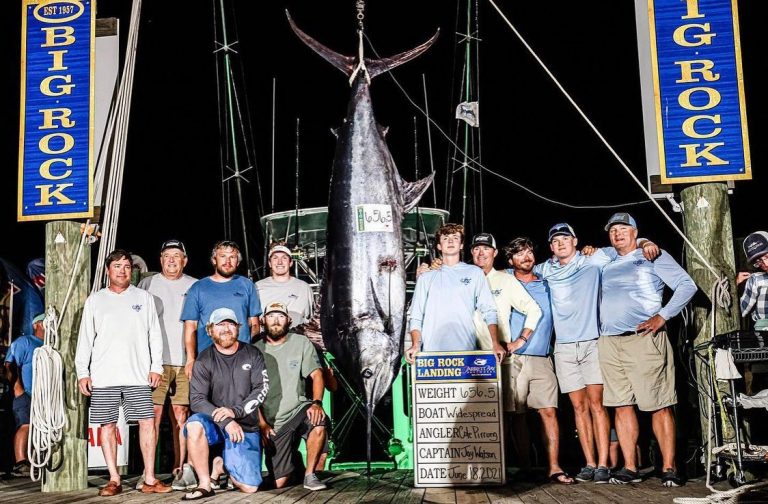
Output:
top-left (549, 472), bottom-right (575, 485)
top-left (182, 487), bottom-right (215, 500)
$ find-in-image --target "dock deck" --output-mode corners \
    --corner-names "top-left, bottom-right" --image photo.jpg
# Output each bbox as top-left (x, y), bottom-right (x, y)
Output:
top-left (2, 470), bottom-right (767, 503)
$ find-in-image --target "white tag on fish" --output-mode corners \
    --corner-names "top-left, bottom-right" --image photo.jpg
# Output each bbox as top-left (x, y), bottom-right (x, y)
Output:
top-left (355, 204), bottom-right (394, 233)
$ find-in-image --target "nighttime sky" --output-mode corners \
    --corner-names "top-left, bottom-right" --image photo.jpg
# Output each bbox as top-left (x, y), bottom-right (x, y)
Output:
top-left (2, 1), bottom-right (764, 279)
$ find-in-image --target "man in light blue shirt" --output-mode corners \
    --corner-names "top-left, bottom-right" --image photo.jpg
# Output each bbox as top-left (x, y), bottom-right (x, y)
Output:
top-left (505, 237), bottom-right (573, 485)
top-left (598, 212), bottom-right (696, 487)
top-left (405, 223), bottom-right (501, 363)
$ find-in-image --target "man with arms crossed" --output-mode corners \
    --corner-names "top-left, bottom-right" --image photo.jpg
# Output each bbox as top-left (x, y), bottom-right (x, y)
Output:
top-left (75, 250), bottom-right (170, 496)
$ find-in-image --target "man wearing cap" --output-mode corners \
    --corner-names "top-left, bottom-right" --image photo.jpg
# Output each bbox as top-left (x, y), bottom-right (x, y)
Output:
top-left (181, 240), bottom-right (261, 380)
top-left (532, 222), bottom-right (658, 483)
top-left (738, 232), bottom-right (768, 330)
top-left (406, 224), bottom-right (501, 363)
top-left (4, 312), bottom-right (45, 476)
top-left (184, 307), bottom-right (270, 499)
top-left (504, 237), bottom-right (573, 484)
top-left (598, 212), bottom-right (696, 486)
top-left (138, 239), bottom-right (198, 490)
top-left (255, 302), bottom-right (328, 491)
top-left (256, 242), bottom-right (314, 328)
top-left (75, 249), bottom-right (170, 496)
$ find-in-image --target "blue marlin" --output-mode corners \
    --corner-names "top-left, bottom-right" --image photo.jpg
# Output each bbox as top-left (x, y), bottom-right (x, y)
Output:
top-left (287, 13), bottom-right (437, 418)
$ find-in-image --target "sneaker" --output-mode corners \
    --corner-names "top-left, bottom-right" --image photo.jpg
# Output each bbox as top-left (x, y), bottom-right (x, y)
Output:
top-left (594, 466), bottom-right (610, 484)
top-left (661, 469), bottom-right (683, 487)
top-left (303, 473), bottom-right (327, 491)
top-left (135, 474), bottom-right (145, 490)
top-left (575, 465), bottom-right (596, 482)
top-left (10, 461), bottom-right (30, 477)
top-left (609, 467), bottom-right (642, 484)
top-left (172, 463), bottom-right (198, 491)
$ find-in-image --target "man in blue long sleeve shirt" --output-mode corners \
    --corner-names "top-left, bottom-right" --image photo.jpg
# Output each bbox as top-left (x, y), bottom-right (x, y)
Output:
top-left (598, 213), bottom-right (696, 487)
top-left (406, 223), bottom-right (503, 364)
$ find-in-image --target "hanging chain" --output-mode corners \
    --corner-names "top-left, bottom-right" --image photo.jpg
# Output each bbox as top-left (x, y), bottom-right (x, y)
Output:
top-left (355, 0), bottom-right (365, 32)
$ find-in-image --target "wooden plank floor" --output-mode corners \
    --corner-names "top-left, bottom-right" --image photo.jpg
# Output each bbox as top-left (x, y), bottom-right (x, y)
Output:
top-left (1, 470), bottom-right (767, 503)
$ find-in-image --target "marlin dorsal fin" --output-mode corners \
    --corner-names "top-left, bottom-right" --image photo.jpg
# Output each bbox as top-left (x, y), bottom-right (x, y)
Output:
top-left (399, 172), bottom-right (435, 213)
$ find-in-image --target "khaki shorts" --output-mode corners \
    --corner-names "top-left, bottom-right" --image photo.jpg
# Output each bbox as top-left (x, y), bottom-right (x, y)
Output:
top-left (553, 339), bottom-right (603, 394)
top-left (598, 331), bottom-right (677, 411)
top-left (152, 365), bottom-right (190, 406)
top-left (502, 355), bottom-right (559, 413)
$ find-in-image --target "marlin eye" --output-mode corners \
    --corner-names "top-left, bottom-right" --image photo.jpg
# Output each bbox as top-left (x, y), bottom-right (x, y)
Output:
top-left (361, 368), bottom-right (373, 379)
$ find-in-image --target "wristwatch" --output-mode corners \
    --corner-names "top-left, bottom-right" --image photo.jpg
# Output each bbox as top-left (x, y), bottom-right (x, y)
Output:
top-left (312, 399), bottom-right (323, 406)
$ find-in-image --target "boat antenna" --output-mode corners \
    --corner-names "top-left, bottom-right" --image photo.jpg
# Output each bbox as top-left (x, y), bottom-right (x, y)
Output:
top-left (271, 78), bottom-right (276, 214)
top-left (421, 74), bottom-right (438, 206)
top-left (294, 117), bottom-right (300, 252)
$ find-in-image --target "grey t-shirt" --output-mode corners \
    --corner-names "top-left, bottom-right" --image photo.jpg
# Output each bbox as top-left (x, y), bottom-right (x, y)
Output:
top-left (255, 333), bottom-right (321, 432)
top-left (190, 342), bottom-right (269, 432)
top-left (255, 277), bottom-right (314, 327)
top-left (139, 273), bottom-right (197, 366)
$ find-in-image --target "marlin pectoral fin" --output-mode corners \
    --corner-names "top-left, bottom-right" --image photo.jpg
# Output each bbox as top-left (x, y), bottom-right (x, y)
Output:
top-left (366, 29), bottom-right (440, 79)
top-left (399, 172), bottom-right (435, 213)
top-left (286, 11), bottom-right (355, 77)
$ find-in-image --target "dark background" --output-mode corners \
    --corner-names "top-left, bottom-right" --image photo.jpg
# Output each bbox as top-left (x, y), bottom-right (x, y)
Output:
top-left (1, 1), bottom-right (764, 278)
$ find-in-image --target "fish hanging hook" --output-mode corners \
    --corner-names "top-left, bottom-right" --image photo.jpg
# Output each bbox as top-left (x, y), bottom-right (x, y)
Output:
top-left (349, 0), bottom-right (370, 85)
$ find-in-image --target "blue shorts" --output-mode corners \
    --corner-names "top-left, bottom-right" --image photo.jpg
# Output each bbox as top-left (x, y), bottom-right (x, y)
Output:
top-left (13, 393), bottom-right (31, 429)
top-left (184, 413), bottom-right (262, 487)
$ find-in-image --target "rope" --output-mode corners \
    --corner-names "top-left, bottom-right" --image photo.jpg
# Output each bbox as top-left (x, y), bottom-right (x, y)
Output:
top-left (362, 34), bottom-right (652, 211)
top-left (27, 307), bottom-right (65, 482)
top-left (93, 0), bottom-right (142, 291)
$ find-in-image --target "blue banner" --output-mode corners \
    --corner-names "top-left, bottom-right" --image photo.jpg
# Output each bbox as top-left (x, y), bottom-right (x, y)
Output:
top-left (18, 0), bottom-right (95, 221)
top-left (649, 0), bottom-right (750, 183)
top-left (414, 351), bottom-right (498, 381)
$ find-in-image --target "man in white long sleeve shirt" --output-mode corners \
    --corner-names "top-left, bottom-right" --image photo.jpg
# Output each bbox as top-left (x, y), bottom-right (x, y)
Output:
top-left (75, 250), bottom-right (169, 496)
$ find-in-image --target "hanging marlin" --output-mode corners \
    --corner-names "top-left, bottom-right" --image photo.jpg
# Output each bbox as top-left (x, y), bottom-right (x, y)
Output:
top-left (286, 11), bottom-right (437, 446)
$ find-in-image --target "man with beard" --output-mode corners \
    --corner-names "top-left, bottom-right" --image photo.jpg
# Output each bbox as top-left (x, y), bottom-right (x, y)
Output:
top-left (738, 231), bottom-right (768, 330)
top-left (184, 308), bottom-right (269, 499)
top-left (181, 241), bottom-right (261, 380)
top-left (255, 302), bottom-right (328, 491)
top-left (256, 243), bottom-right (314, 328)
top-left (75, 250), bottom-right (170, 496)
top-left (504, 238), bottom-right (572, 484)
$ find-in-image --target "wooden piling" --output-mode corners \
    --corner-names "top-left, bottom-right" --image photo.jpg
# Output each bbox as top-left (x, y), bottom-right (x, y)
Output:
top-left (42, 221), bottom-right (90, 492)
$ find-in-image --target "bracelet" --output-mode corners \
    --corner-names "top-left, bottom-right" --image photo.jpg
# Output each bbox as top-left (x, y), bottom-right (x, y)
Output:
top-left (519, 335), bottom-right (528, 342)
top-left (312, 399), bottom-right (323, 406)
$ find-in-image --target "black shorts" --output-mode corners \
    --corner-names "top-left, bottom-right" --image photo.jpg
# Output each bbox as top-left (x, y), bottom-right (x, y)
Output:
top-left (264, 404), bottom-right (329, 480)
top-left (13, 393), bottom-right (31, 429)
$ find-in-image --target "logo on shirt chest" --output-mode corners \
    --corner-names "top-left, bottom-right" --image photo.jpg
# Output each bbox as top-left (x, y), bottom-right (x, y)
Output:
top-left (242, 363), bottom-right (252, 371)
top-left (131, 304), bottom-right (142, 312)
top-left (633, 259), bottom-right (646, 266)
top-left (491, 288), bottom-right (502, 297)
top-left (288, 294), bottom-right (298, 300)
top-left (288, 359), bottom-right (300, 370)
top-left (460, 277), bottom-right (472, 285)
top-left (233, 292), bottom-right (244, 297)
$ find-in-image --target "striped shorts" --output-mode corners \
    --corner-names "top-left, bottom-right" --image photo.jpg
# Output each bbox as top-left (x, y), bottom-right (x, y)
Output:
top-left (90, 386), bottom-right (154, 425)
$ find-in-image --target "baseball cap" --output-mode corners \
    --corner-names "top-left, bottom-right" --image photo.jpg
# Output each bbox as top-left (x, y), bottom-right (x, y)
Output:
top-left (604, 212), bottom-right (637, 231)
top-left (264, 302), bottom-right (289, 317)
top-left (32, 313), bottom-right (45, 325)
top-left (471, 233), bottom-right (496, 249)
top-left (548, 223), bottom-right (576, 242)
top-left (744, 231), bottom-right (768, 263)
top-left (268, 244), bottom-right (292, 258)
top-left (160, 239), bottom-right (186, 255)
top-left (208, 307), bottom-right (239, 325)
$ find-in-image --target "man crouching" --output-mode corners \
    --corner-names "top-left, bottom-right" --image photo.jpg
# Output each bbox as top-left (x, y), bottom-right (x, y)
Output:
top-left (256, 302), bottom-right (328, 491)
top-left (183, 308), bottom-right (269, 500)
